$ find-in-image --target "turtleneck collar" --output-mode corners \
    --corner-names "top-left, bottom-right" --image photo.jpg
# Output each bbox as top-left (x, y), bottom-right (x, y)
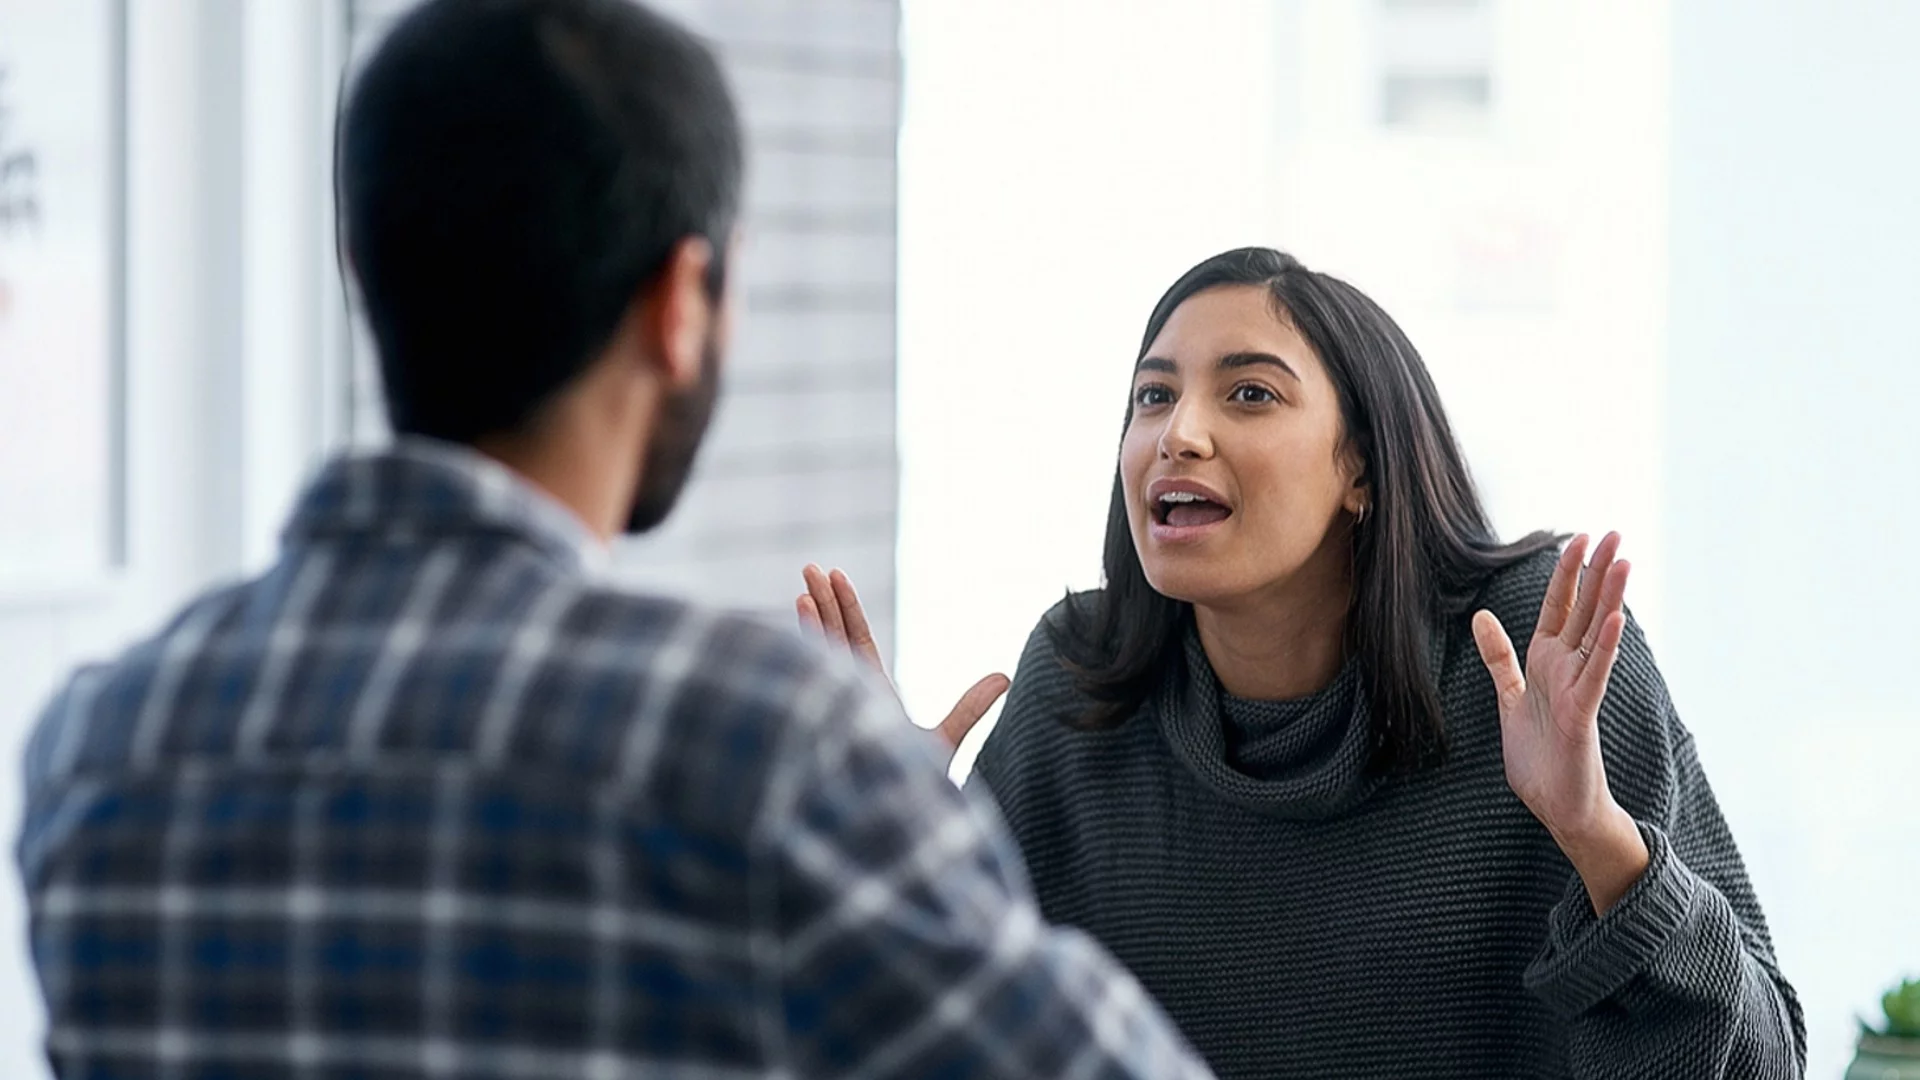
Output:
top-left (1156, 623), bottom-right (1385, 819)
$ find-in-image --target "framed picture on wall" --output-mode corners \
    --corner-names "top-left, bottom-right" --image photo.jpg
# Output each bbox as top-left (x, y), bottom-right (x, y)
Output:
top-left (0, 0), bottom-right (126, 600)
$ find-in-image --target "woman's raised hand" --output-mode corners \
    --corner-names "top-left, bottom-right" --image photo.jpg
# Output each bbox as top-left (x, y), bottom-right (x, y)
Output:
top-left (1471, 533), bottom-right (1650, 914)
top-left (798, 565), bottom-right (1010, 754)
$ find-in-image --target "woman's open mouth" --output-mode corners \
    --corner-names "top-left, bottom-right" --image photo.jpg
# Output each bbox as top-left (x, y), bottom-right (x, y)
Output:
top-left (1148, 487), bottom-right (1233, 542)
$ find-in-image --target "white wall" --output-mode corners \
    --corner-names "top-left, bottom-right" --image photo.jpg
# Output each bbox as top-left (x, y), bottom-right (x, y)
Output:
top-left (1272, 0), bottom-right (1671, 630)
top-left (0, 3), bottom-right (332, 1074)
top-left (1667, 1), bottom-right (1920, 1074)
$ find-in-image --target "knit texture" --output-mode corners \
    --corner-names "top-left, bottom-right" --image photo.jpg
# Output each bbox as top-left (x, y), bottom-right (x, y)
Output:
top-left (973, 549), bottom-right (1806, 1079)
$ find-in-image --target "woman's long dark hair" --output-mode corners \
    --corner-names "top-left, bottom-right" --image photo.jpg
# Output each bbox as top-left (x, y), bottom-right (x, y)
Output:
top-left (1051, 247), bottom-right (1560, 773)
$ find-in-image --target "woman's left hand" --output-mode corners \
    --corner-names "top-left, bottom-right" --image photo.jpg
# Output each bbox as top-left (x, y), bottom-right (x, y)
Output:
top-left (1472, 532), bottom-right (1651, 915)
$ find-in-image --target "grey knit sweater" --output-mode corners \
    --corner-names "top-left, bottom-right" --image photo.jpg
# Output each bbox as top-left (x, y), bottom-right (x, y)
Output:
top-left (972, 551), bottom-right (1805, 1079)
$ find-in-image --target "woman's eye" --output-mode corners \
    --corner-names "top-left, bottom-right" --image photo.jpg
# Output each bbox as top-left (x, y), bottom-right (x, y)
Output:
top-left (1134, 385), bottom-right (1173, 408)
top-left (1231, 384), bottom-right (1277, 405)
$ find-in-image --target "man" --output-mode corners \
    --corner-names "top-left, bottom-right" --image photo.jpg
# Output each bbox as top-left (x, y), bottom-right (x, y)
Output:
top-left (15, 1), bottom-right (1215, 1077)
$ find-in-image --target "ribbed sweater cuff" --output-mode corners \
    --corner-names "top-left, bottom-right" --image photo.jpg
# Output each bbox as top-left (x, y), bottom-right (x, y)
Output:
top-left (1524, 821), bottom-right (1698, 1017)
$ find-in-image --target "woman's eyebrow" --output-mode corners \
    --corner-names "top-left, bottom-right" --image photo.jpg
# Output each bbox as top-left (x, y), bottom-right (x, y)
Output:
top-left (1218, 351), bottom-right (1300, 381)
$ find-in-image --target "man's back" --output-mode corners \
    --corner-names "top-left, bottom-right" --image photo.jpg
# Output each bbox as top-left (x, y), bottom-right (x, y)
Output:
top-left (18, 443), bottom-right (1210, 1078)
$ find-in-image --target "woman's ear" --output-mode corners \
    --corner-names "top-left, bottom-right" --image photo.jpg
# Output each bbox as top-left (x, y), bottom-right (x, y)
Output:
top-left (1338, 439), bottom-right (1371, 516)
top-left (1344, 487), bottom-right (1373, 524)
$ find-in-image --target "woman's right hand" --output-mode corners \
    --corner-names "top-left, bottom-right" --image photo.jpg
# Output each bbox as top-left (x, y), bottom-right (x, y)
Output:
top-left (797, 564), bottom-right (1010, 754)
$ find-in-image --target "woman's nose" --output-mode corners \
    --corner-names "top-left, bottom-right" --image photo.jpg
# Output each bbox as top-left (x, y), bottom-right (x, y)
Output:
top-left (1158, 403), bottom-right (1213, 460)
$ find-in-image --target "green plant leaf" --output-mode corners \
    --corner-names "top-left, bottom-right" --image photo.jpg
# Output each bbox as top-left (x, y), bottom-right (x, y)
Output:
top-left (1883, 977), bottom-right (1920, 1038)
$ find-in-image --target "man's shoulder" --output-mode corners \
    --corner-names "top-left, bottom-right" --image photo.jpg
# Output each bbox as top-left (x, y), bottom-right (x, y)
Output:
top-left (555, 583), bottom-right (867, 700)
top-left (21, 567), bottom-right (888, 791)
top-left (532, 581), bottom-right (905, 760)
top-left (21, 577), bottom-right (255, 782)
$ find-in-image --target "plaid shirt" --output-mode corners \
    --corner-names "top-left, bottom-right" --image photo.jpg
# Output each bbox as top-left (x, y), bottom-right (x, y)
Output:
top-left (17, 440), bottom-right (1212, 1080)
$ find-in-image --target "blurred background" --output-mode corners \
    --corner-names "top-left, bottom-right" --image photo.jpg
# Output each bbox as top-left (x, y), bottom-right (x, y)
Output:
top-left (0, 0), bottom-right (1914, 1075)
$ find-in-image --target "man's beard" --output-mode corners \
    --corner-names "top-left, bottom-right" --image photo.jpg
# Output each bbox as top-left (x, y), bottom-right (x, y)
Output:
top-left (623, 335), bottom-right (721, 535)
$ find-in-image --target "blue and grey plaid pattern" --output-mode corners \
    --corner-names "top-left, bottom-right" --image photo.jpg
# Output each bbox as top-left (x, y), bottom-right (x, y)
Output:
top-left (17, 439), bottom-right (1212, 1079)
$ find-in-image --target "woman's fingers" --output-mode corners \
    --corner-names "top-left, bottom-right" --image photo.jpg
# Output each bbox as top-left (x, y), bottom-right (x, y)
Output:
top-left (1573, 560), bottom-right (1630, 701)
top-left (1535, 535), bottom-right (1587, 640)
top-left (829, 569), bottom-right (885, 669)
top-left (936, 673), bottom-right (1012, 751)
top-left (1563, 532), bottom-right (1621, 649)
top-left (802, 563), bottom-right (847, 644)
top-left (1472, 610), bottom-right (1526, 714)
top-left (1580, 557), bottom-right (1630, 649)
top-left (1575, 609), bottom-right (1628, 712)
top-left (796, 593), bottom-right (823, 633)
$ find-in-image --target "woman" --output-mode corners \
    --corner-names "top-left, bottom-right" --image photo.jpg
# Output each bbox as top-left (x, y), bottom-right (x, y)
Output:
top-left (799, 247), bottom-right (1804, 1078)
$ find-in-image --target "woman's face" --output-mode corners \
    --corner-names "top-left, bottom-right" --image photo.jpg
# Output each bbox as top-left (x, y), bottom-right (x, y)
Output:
top-left (1122, 284), bottom-right (1365, 608)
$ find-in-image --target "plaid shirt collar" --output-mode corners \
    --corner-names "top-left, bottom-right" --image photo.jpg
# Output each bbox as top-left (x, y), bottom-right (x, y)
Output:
top-left (282, 437), bottom-right (611, 574)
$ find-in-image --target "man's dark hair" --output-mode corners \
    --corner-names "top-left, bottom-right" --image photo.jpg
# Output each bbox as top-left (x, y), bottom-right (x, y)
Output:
top-left (339, 0), bottom-right (743, 443)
